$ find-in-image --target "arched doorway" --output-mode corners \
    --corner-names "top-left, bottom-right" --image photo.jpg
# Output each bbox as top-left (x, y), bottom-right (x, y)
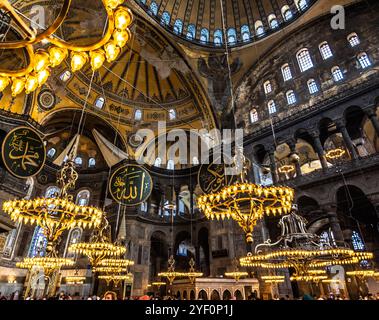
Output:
top-left (198, 228), bottom-right (210, 276)
top-left (150, 231), bottom-right (168, 283)
top-left (210, 290), bottom-right (221, 300)
top-left (198, 290), bottom-right (208, 300)
top-left (222, 290), bottom-right (232, 300)
top-left (190, 290), bottom-right (195, 300)
top-left (182, 290), bottom-right (188, 300)
top-left (234, 290), bottom-right (243, 300)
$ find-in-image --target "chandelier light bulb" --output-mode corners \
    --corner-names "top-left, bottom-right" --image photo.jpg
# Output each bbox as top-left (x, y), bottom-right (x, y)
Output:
top-left (90, 50), bottom-right (106, 71)
top-left (115, 8), bottom-right (132, 30)
top-left (104, 42), bottom-right (121, 63)
top-left (34, 50), bottom-right (51, 73)
top-left (0, 76), bottom-right (10, 92)
top-left (70, 52), bottom-right (88, 72)
top-left (25, 74), bottom-right (39, 94)
top-left (113, 29), bottom-right (130, 48)
top-left (11, 77), bottom-right (26, 96)
top-left (37, 69), bottom-right (51, 87)
top-left (105, 0), bottom-right (124, 10)
top-left (49, 46), bottom-right (68, 67)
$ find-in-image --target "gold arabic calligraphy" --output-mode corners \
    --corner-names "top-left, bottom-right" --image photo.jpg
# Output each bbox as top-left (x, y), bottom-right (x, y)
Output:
top-left (113, 168), bottom-right (148, 203)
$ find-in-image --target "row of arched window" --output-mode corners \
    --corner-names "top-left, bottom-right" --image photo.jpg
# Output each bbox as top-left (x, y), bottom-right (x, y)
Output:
top-left (154, 157), bottom-right (200, 169)
top-left (47, 148), bottom-right (97, 168)
top-left (139, 0), bottom-right (311, 46)
top-left (250, 33), bottom-right (372, 123)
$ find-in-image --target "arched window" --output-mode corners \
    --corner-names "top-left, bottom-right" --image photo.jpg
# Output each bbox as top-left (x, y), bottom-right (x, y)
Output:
top-left (45, 186), bottom-right (60, 199)
top-left (167, 159), bottom-right (174, 170)
top-left (76, 189), bottom-right (90, 206)
top-left (332, 66), bottom-right (344, 82)
top-left (74, 156), bottom-right (83, 166)
top-left (241, 25), bottom-right (250, 42)
top-left (154, 157), bottom-right (162, 167)
top-left (297, 48), bottom-right (314, 72)
top-left (282, 6), bottom-right (293, 21)
top-left (255, 21), bottom-right (264, 37)
top-left (297, 0), bottom-right (308, 11)
top-left (319, 42), bottom-right (333, 60)
top-left (140, 202), bottom-right (147, 212)
top-left (348, 33), bottom-right (360, 47)
top-left (286, 90), bottom-right (296, 105)
top-left (250, 109), bottom-right (258, 123)
top-left (263, 80), bottom-right (272, 94)
top-left (227, 28), bottom-right (237, 45)
top-left (214, 29), bottom-right (223, 46)
top-left (95, 96), bottom-right (105, 109)
top-left (268, 100), bottom-right (277, 114)
top-left (357, 52), bottom-right (371, 69)
top-left (65, 228), bottom-right (82, 258)
top-left (268, 14), bottom-right (279, 29)
top-left (192, 156), bottom-right (199, 165)
top-left (319, 230), bottom-right (336, 247)
top-left (200, 28), bottom-right (209, 43)
top-left (173, 19), bottom-right (183, 34)
top-left (281, 63), bottom-right (293, 81)
top-left (59, 70), bottom-right (72, 82)
top-left (88, 157), bottom-right (96, 168)
top-left (307, 79), bottom-right (319, 94)
top-left (168, 109), bottom-right (176, 120)
top-left (160, 11), bottom-right (170, 25)
top-left (135, 109), bottom-right (142, 121)
top-left (47, 148), bottom-right (56, 158)
top-left (28, 226), bottom-right (47, 257)
top-left (186, 24), bottom-right (196, 40)
top-left (148, 1), bottom-right (158, 15)
top-left (351, 231), bottom-right (365, 251)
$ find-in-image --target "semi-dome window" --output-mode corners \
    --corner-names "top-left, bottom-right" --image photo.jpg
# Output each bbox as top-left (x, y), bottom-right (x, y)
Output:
top-left (167, 159), bottom-right (174, 170)
top-left (297, 48), bottom-right (314, 72)
top-left (255, 21), bottom-right (265, 37)
top-left (297, 0), bottom-right (308, 11)
top-left (88, 157), bottom-right (96, 168)
top-left (214, 29), bottom-right (223, 46)
top-left (263, 80), bottom-right (272, 94)
top-left (76, 189), bottom-right (90, 206)
top-left (332, 66), bottom-right (344, 82)
top-left (74, 156), bottom-right (83, 166)
top-left (148, 1), bottom-right (158, 15)
top-left (154, 157), bottom-right (162, 167)
top-left (192, 156), bottom-right (200, 165)
top-left (286, 90), bottom-right (297, 105)
top-left (268, 15), bottom-right (279, 29)
top-left (95, 96), bottom-right (105, 109)
top-left (319, 42), bottom-right (333, 60)
top-left (135, 109), bottom-right (142, 121)
top-left (160, 11), bottom-right (170, 25)
top-left (281, 63), bottom-right (293, 81)
top-left (268, 100), bottom-right (277, 114)
top-left (241, 25), bottom-right (250, 42)
top-left (173, 19), bottom-right (183, 34)
top-left (250, 109), bottom-right (259, 123)
top-left (307, 79), bottom-right (319, 94)
top-left (282, 6), bottom-right (293, 21)
top-left (348, 33), bottom-right (360, 47)
top-left (169, 109), bottom-right (176, 120)
top-left (186, 24), bottom-right (196, 40)
top-left (227, 28), bottom-right (237, 45)
top-left (200, 28), bottom-right (209, 43)
top-left (47, 148), bottom-right (56, 158)
top-left (357, 52), bottom-right (371, 69)
top-left (59, 70), bottom-right (72, 82)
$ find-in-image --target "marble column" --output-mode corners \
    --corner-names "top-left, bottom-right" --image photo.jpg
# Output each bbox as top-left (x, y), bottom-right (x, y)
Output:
top-left (287, 140), bottom-right (302, 178)
top-left (336, 119), bottom-right (358, 160)
top-left (310, 130), bottom-right (328, 170)
top-left (365, 107), bottom-right (379, 137)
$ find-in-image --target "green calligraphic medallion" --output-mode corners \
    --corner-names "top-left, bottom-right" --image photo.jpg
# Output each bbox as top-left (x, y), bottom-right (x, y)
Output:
top-left (2, 127), bottom-right (46, 179)
top-left (198, 161), bottom-right (234, 194)
top-left (109, 164), bottom-right (153, 206)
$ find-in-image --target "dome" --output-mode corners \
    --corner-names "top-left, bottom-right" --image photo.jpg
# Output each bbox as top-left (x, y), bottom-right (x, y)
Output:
top-left (136, 0), bottom-right (317, 48)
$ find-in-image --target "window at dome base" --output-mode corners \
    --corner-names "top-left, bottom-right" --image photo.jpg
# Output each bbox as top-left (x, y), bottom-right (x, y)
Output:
top-left (148, 1), bottom-right (158, 16)
top-left (307, 79), bottom-right (319, 94)
top-left (357, 52), bottom-right (371, 69)
top-left (282, 6), bottom-right (293, 21)
top-left (160, 11), bottom-right (170, 25)
top-left (268, 15), bottom-right (279, 29)
top-left (348, 33), bottom-right (360, 47)
top-left (268, 100), bottom-right (277, 114)
top-left (214, 29), bottom-right (223, 46)
top-left (332, 66), bottom-right (344, 82)
top-left (174, 19), bottom-right (183, 35)
top-left (241, 25), bottom-right (250, 42)
top-left (227, 28), bottom-right (237, 45)
top-left (186, 24), bottom-right (196, 40)
top-left (200, 28), bottom-right (209, 44)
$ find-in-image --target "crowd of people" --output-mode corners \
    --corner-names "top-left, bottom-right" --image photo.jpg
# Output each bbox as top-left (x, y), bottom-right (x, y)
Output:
top-left (1, 291), bottom-right (379, 300)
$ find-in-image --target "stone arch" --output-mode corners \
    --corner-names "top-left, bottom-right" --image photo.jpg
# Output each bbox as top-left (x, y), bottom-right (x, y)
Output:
top-left (210, 289), bottom-right (221, 300)
top-left (222, 289), bottom-right (232, 300)
top-left (234, 289), bottom-right (243, 300)
top-left (198, 289), bottom-right (208, 300)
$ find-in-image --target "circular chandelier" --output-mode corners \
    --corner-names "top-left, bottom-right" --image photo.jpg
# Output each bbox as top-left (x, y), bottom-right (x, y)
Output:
top-left (197, 156), bottom-right (294, 243)
top-left (93, 266), bottom-right (129, 273)
top-left (16, 257), bottom-right (74, 276)
top-left (69, 217), bottom-right (126, 267)
top-left (3, 161), bottom-right (104, 256)
top-left (151, 281), bottom-right (166, 288)
top-left (240, 205), bottom-right (374, 281)
top-left (224, 271), bottom-right (249, 282)
top-left (181, 258), bottom-right (203, 284)
top-left (346, 270), bottom-right (379, 279)
top-left (0, 0), bottom-right (133, 96)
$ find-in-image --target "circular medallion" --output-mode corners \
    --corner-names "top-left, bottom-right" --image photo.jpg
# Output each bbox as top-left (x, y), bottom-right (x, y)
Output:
top-left (2, 127), bottom-right (46, 179)
top-left (109, 164), bottom-right (153, 206)
top-left (128, 133), bottom-right (143, 148)
top-left (198, 160), bottom-right (234, 194)
top-left (37, 89), bottom-right (56, 111)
